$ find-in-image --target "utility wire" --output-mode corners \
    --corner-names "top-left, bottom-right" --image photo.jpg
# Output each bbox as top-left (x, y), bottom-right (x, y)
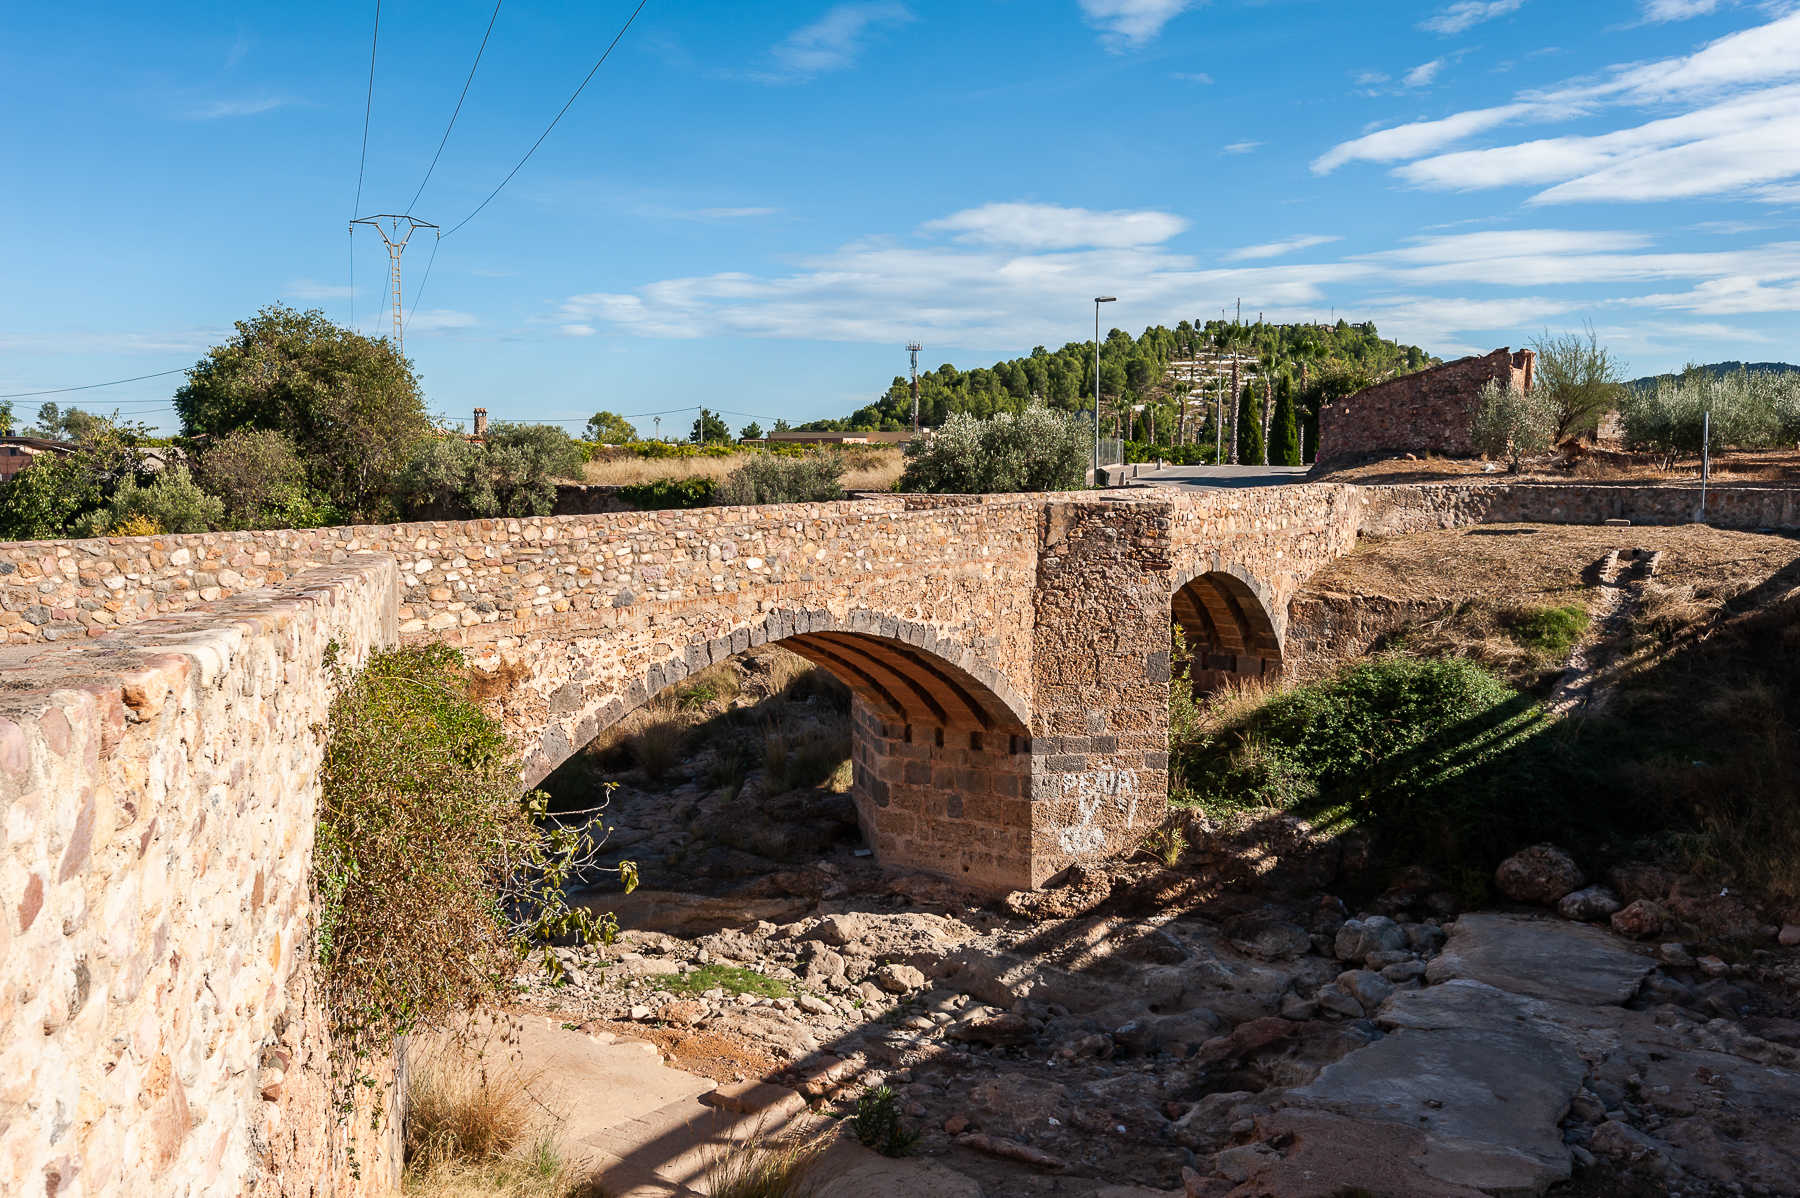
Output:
top-left (1, 368), bottom-right (189, 400)
top-left (353, 0), bottom-right (382, 219)
top-left (406, 0), bottom-right (503, 216)
top-left (442, 0), bottom-right (651, 238)
top-left (404, 235), bottom-right (441, 331)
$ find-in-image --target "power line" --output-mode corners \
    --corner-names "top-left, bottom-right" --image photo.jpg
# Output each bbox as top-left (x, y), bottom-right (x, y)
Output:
top-left (0, 368), bottom-right (189, 400)
top-left (353, 0), bottom-right (382, 220)
top-left (442, 0), bottom-right (651, 238)
top-left (406, 0), bottom-right (504, 216)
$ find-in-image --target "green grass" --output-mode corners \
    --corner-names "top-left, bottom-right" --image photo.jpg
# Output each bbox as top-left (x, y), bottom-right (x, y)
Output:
top-left (664, 964), bottom-right (792, 999)
top-left (1502, 604), bottom-right (1589, 657)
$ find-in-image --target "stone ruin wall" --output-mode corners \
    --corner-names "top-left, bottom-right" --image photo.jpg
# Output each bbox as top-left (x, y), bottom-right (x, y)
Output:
top-left (1317, 347), bottom-right (1536, 465)
top-left (1356, 481), bottom-right (1800, 534)
top-left (0, 558), bottom-right (403, 1198)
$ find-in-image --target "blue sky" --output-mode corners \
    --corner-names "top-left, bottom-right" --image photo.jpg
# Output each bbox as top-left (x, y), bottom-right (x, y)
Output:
top-left (4, 0), bottom-right (1799, 433)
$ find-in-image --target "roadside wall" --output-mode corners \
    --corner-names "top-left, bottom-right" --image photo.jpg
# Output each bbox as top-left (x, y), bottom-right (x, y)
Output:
top-left (1357, 482), bottom-right (1800, 534)
top-left (1317, 348), bottom-right (1535, 464)
top-left (0, 559), bottom-right (402, 1198)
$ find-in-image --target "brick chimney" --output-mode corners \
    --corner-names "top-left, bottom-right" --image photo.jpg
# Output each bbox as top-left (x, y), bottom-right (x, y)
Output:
top-left (472, 407), bottom-right (488, 438)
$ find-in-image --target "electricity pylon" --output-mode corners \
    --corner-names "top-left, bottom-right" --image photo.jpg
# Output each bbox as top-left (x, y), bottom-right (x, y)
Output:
top-left (349, 214), bottom-right (439, 356)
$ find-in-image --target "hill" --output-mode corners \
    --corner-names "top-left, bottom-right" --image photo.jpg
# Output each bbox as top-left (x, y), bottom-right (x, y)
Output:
top-left (807, 319), bottom-right (1437, 437)
top-left (1628, 361), bottom-right (1800, 389)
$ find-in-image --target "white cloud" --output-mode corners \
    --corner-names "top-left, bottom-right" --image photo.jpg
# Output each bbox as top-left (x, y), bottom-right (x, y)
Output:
top-left (559, 324), bottom-right (597, 337)
top-left (1078, 0), bottom-right (1198, 49)
top-left (407, 310), bottom-right (478, 333)
top-left (1225, 234), bottom-right (1342, 261)
top-left (1222, 140), bottom-right (1262, 154)
top-left (1404, 59), bottom-right (1447, 87)
top-left (920, 202), bottom-right (1188, 250)
top-left (1173, 71), bottom-right (1214, 83)
top-left (1640, 0), bottom-right (1726, 21)
top-left (766, 4), bottom-right (914, 79)
top-left (1421, 0), bottom-right (1526, 35)
top-left (1315, 6), bottom-right (1800, 198)
top-left (284, 278), bottom-right (352, 300)
top-left (550, 208), bottom-right (1800, 359)
top-left (185, 95), bottom-right (290, 119)
top-left (673, 206), bottom-right (781, 220)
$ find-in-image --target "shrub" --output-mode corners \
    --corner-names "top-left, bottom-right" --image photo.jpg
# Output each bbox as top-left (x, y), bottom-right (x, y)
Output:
top-left (899, 406), bottom-right (1087, 493)
top-left (1175, 655), bottom-right (1549, 872)
top-left (314, 644), bottom-right (630, 1055)
top-left (1620, 367), bottom-right (1800, 466)
top-left (703, 1124), bottom-right (826, 1198)
top-left (86, 465), bottom-right (223, 535)
top-left (192, 428), bottom-right (310, 527)
top-left (852, 1086), bottom-right (918, 1157)
top-left (617, 476), bottom-right (716, 510)
top-left (714, 453), bottom-right (845, 506)
top-left (1471, 378), bottom-right (1557, 469)
top-left (398, 423), bottom-right (585, 519)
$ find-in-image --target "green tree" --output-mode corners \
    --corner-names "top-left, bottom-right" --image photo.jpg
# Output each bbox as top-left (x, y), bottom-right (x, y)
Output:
top-left (398, 423), bottom-right (583, 519)
top-left (1472, 379), bottom-right (1557, 470)
top-left (584, 410), bottom-right (638, 443)
top-left (691, 408), bottom-right (730, 444)
top-left (0, 419), bottom-right (145, 539)
top-left (771, 418), bottom-right (792, 433)
top-left (1271, 375), bottom-right (1302, 466)
top-left (1236, 383), bottom-right (1264, 467)
top-left (1531, 324), bottom-right (1625, 442)
top-left (174, 304), bottom-right (429, 518)
top-left (193, 429), bottom-right (316, 528)
top-left (0, 399), bottom-right (12, 436)
top-left (739, 421), bottom-right (764, 441)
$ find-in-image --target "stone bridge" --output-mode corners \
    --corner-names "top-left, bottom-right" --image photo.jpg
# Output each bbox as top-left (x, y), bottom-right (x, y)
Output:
top-left (1, 486), bottom-right (1358, 899)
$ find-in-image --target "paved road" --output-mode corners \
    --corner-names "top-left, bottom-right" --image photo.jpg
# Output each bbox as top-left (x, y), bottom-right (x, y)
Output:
top-left (1130, 464), bottom-right (1313, 489)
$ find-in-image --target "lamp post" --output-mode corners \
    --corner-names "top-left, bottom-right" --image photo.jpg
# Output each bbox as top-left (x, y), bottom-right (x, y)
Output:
top-left (1093, 296), bottom-right (1116, 483)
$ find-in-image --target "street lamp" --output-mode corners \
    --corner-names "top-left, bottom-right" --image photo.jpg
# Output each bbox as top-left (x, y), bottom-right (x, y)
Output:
top-left (1093, 296), bottom-right (1116, 482)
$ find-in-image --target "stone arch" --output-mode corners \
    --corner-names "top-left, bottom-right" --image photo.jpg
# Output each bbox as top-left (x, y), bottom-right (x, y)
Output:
top-left (510, 607), bottom-right (1037, 892)
top-left (1172, 564), bottom-right (1284, 692)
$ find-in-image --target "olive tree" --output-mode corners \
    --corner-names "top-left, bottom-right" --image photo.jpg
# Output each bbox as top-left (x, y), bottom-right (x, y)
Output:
top-left (900, 407), bottom-right (1087, 493)
top-left (1471, 378), bottom-right (1557, 470)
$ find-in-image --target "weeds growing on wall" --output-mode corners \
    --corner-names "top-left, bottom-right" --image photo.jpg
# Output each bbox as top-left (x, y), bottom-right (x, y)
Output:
top-left (314, 643), bottom-right (636, 1059)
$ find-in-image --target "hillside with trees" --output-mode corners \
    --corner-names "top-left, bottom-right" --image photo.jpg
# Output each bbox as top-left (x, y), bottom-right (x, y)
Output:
top-left (809, 318), bottom-right (1435, 465)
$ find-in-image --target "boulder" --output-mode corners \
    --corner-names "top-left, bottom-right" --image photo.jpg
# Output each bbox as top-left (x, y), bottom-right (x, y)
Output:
top-left (1557, 885), bottom-right (1622, 922)
top-left (1611, 899), bottom-right (1665, 939)
top-left (872, 963), bottom-right (926, 994)
top-left (1337, 969), bottom-right (1395, 1010)
top-left (1495, 844), bottom-right (1584, 906)
top-left (1333, 916), bottom-right (1407, 962)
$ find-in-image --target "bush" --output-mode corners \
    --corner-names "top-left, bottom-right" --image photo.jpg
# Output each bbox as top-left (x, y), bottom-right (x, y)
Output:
top-left (398, 424), bottom-right (584, 520)
top-left (617, 476), bottom-right (716, 509)
top-left (87, 465), bottom-right (223, 535)
top-left (852, 1086), bottom-right (919, 1157)
top-left (899, 406), bottom-right (1087, 493)
top-left (1175, 655), bottom-right (1549, 873)
top-left (1530, 325), bottom-right (1626, 441)
top-left (314, 644), bottom-right (628, 1055)
top-left (714, 453), bottom-right (845, 506)
top-left (1471, 378), bottom-right (1556, 468)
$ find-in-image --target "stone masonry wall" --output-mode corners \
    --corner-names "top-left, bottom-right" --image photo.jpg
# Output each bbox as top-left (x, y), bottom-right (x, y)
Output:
top-left (1317, 348), bottom-right (1535, 464)
top-left (1356, 481), bottom-right (1800, 535)
top-left (0, 558), bottom-right (402, 1198)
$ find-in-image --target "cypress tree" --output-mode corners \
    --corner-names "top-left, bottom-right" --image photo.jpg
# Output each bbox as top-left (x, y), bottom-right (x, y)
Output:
top-left (1272, 375), bottom-right (1302, 466)
top-left (1237, 383), bottom-right (1264, 467)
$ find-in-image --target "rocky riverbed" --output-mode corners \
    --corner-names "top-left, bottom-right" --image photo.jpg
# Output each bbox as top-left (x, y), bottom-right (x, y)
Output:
top-left (515, 846), bottom-right (1800, 1197)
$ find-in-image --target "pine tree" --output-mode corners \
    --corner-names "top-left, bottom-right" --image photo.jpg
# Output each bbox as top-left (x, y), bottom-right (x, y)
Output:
top-left (1272, 375), bottom-right (1302, 466)
top-left (1236, 382), bottom-right (1264, 467)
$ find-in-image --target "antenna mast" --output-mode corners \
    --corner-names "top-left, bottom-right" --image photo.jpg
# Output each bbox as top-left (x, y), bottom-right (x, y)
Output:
top-left (906, 342), bottom-right (923, 434)
top-left (349, 213), bottom-right (439, 355)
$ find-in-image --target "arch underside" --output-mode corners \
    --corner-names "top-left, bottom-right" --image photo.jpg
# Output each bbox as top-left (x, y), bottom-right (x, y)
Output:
top-left (781, 631), bottom-right (1025, 735)
top-left (1174, 570), bottom-right (1282, 689)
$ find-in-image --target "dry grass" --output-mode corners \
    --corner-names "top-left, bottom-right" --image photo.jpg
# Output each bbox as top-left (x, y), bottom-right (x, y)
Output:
top-left (403, 1043), bottom-right (604, 1198)
top-left (702, 1122), bottom-right (828, 1198)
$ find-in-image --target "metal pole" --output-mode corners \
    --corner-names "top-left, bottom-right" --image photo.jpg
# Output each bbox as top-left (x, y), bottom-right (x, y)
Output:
top-left (1094, 301), bottom-right (1101, 482)
top-left (1699, 408), bottom-right (1711, 522)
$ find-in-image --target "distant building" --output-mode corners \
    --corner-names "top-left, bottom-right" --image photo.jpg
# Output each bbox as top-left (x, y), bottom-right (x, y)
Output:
top-left (1316, 347), bottom-right (1536, 465)
top-left (750, 430), bottom-right (914, 447)
top-left (0, 436), bottom-right (76, 483)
